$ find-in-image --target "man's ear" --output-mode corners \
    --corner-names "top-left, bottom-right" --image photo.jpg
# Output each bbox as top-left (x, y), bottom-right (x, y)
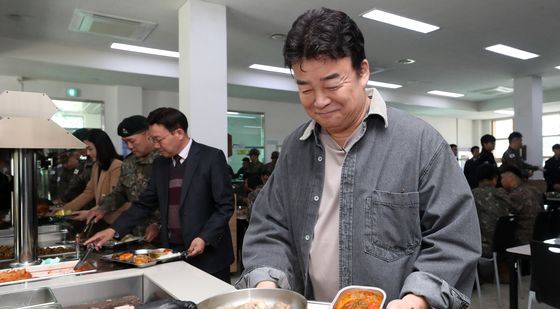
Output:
top-left (359, 59), bottom-right (370, 87)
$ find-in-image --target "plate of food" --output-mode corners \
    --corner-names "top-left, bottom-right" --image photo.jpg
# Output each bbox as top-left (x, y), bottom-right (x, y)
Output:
top-left (102, 251), bottom-right (157, 268)
top-left (331, 286), bottom-right (386, 309)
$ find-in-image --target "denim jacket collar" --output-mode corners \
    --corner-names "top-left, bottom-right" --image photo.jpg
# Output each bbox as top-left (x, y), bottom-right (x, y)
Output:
top-left (299, 88), bottom-right (389, 141)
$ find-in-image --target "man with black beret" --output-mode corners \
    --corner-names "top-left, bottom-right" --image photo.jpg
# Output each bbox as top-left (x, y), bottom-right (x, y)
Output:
top-left (84, 115), bottom-right (161, 241)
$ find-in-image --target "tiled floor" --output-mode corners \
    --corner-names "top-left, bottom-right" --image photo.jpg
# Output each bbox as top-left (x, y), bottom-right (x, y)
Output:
top-left (231, 274), bottom-right (555, 308)
top-left (472, 276), bottom-right (554, 309)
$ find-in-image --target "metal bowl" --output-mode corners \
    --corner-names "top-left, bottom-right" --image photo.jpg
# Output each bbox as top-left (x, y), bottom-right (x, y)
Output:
top-left (197, 288), bottom-right (307, 309)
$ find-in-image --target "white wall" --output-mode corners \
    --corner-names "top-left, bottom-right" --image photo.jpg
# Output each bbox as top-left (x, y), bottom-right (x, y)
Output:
top-left (142, 90), bottom-right (179, 114)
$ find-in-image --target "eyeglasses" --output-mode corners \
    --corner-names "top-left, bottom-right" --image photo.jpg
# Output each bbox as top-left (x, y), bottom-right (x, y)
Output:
top-left (148, 133), bottom-right (171, 145)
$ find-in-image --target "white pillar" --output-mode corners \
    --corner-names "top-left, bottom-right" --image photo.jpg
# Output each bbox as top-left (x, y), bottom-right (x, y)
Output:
top-left (513, 76), bottom-right (543, 176)
top-left (178, 0), bottom-right (227, 154)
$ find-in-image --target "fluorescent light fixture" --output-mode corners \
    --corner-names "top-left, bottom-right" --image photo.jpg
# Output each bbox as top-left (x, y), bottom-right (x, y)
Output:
top-left (427, 90), bottom-right (464, 98)
top-left (555, 65), bottom-right (560, 70)
top-left (362, 9), bottom-right (439, 33)
top-left (243, 125), bottom-right (262, 129)
top-left (367, 80), bottom-right (403, 89)
top-left (110, 43), bottom-right (179, 58)
top-left (227, 111), bottom-right (239, 115)
top-left (485, 44), bottom-right (539, 60)
top-left (494, 86), bottom-right (514, 93)
top-left (249, 64), bottom-right (292, 75)
top-left (494, 109), bottom-right (515, 116)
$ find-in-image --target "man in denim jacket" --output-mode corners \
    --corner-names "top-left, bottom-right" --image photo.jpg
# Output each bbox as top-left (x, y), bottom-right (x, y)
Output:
top-left (237, 8), bottom-right (481, 309)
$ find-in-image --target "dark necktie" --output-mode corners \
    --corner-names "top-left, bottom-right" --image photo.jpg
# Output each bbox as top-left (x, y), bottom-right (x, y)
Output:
top-left (173, 155), bottom-right (182, 167)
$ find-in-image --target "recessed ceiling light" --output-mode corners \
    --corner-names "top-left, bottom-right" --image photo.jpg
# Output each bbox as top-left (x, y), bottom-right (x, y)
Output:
top-left (555, 65), bottom-right (560, 70)
top-left (361, 9), bottom-right (439, 34)
top-left (396, 58), bottom-right (415, 65)
top-left (485, 44), bottom-right (539, 60)
top-left (494, 110), bottom-right (515, 115)
top-left (427, 90), bottom-right (464, 98)
top-left (249, 64), bottom-right (292, 74)
top-left (367, 80), bottom-right (403, 89)
top-left (110, 43), bottom-right (179, 58)
top-left (270, 33), bottom-right (286, 40)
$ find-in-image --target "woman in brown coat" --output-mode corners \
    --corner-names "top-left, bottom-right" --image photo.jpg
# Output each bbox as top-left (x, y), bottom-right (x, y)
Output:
top-left (61, 129), bottom-right (122, 213)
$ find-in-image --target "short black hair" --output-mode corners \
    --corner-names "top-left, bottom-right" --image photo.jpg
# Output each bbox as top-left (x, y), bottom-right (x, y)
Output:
top-left (476, 163), bottom-right (498, 182)
top-left (450, 144), bottom-right (457, 148)
top-left (480, 134), bottom-right (496, 145)
top-left (499, 164), bottom-right (522, 179)
top-left (283, 7), bottom-right (366, 73)
top-left (261, 170), bottom-right (272, 177)
top-left (147, 107), bottom-right (189, 132)
top-left (249, 148), bottom-right (260, 156)
top-left (271, 151), bottom-right (280, 159)
top-left (242, 157), bottom-right (250, 162)
top-left (84, 129), bottom-right (120, 171)
top-left (552, 144), bottom-right (560, 150)
top-left (508, 131), bottom-right (523, 143)
top-left (471, 146), bottom-right (480, 153)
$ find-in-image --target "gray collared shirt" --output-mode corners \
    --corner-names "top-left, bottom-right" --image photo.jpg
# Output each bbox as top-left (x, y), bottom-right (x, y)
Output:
top-left (237, 88), bottom-right (481, 309)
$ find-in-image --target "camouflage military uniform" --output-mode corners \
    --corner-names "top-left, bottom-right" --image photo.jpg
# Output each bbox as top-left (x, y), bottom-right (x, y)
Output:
top-left (501, 147), bottom-right (539, 179)
top-left (60, 158), bottom-right (94, 209)
top-left (99, 151), bottom-right (160, 236)
top-left (472, 183), bottom-right (511, 257)
top-left (506, 183), bottom-right (544, 245)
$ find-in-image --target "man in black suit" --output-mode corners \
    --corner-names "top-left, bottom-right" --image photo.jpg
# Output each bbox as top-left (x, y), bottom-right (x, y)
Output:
top-left (86, 108), bottom-right (234, 282)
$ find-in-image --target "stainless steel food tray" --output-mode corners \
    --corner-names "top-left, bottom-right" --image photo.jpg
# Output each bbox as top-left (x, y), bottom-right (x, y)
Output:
top-left (0, 260), bottom-right (96, 287)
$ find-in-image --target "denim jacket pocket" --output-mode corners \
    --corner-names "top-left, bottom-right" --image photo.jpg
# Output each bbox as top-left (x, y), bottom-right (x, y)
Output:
top-left (363, 190), bottom-right (421, 262)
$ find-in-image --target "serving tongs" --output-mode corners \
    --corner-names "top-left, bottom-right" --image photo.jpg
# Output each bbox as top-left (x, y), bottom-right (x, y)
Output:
top-left (74, 243), bottom-right (95, 270)
top-left (82, 220), bottom-right (96, 239)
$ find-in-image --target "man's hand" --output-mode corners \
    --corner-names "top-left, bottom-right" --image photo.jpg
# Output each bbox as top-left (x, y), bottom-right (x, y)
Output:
top-left (87, 206), bottom-right (106, 224)
top-left (143, 223), bottom-right (160, 242)
top-left (84, 228), bottom-right (116, 250)
top-left (386, 294), bottom-right (429, 309)
top-left (186, 237), bottom-right (206, 257)
top-left (70, 210), bottom-right (89, 221)
top-left (255, 281), bottom-right (277, 289)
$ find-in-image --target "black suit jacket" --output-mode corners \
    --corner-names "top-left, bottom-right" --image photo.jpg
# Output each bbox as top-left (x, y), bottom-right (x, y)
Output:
top-left (112, 141), bottom-right (234, 274)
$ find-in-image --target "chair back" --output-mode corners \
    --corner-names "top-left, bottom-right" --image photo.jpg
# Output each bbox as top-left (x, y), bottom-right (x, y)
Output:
top-left (529, 240), bottom-right (560, 307)
top-left (492, 215), bottom-right (516, 253)
top-left (533, 211), bottom-right (557, 241)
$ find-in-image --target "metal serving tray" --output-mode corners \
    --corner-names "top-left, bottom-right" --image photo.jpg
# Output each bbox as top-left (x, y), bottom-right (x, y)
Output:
top-left (101, 248), bottom-right (182, 268)
top-left (0, 260), bottom-right (96, 287)
top-left (0, 287), bottom-right (60, 309)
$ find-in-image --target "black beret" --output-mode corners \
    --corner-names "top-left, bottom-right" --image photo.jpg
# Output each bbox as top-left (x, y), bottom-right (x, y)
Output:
top-left (499, 164), bottom-right (522, 178)
top-left (118, 115), bottom-right (148, 137)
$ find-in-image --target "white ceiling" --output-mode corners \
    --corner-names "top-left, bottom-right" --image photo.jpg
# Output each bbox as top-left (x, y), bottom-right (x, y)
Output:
top-left (1, 0), bottom-right (560, 118)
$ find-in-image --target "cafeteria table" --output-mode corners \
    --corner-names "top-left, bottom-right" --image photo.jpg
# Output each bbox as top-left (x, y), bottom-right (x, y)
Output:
top-left (505, 238), bottom-right (560, 309)
top-left (505, 244), bottom-right (530, 309)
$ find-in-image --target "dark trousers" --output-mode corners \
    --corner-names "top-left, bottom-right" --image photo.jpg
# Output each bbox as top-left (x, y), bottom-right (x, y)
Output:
top-left (211, 266), bottom-right (231, 283)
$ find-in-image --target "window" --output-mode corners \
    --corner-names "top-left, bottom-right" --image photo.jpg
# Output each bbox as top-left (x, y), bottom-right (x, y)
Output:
top-left (543, 114), bottom-right (560, 158)
top-left (492, 118), bottom-right (513, 163)
top-left (228, 111), bottom-right (265, 174)
top-left (491, 112), bottom-right (560, 163)
top-left (51, 99), bottom-right (104, 131)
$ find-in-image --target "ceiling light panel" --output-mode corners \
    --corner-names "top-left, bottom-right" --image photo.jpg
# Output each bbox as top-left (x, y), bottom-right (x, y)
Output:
top-left (367, 80), bottom-right (403, 89)
top-left (249, 64), bottom-right (292, 74)
top-left (111, 43), bottom-right (179, 58)
top-left (362, 9), bottom-right (439, 33)
top-left (427, 90), bottom-right (464, 98)
top-left (485, 44), bottom-right (539, 60)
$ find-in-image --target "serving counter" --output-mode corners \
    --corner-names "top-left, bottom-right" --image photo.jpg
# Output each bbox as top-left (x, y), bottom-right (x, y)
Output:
top-left (0, 250), bottom-right (235, 307)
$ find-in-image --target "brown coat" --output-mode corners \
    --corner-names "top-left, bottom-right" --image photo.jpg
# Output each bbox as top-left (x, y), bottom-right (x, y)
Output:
top-left (64, 159), bottom-right (122, 211)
